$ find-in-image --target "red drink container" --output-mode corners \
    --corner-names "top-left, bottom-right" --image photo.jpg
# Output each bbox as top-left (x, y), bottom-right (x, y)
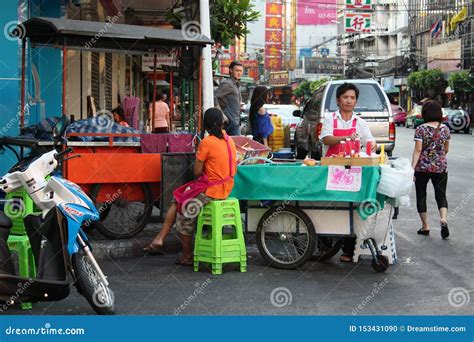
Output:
top-left (339, 140), bottom-right (346, 156)
top-left (345, 138), bottom-right (351, 157)
top-left (354, 138), bottom-right (361, 154)
top-left (366, 140), bottom-right (373, 156)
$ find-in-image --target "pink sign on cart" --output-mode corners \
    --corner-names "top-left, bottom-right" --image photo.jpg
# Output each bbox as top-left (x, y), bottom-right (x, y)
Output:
top-left (326, 166), bottom-right (362, 192)
top-left (297, 0), bottom-right (337, 26)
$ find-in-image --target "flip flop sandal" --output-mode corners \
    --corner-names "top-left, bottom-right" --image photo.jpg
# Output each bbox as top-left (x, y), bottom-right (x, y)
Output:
top-left (175, 258), bottom-right (193, 266)
top-left (417, 228), bottom-right (430, 236)
top-left (339, 254), bottom-right (353, 262)
top-left (441, 222), bottom-right (449, 239)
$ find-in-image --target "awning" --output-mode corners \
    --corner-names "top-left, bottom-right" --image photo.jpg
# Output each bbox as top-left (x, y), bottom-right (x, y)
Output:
top-left (385, 87), bottom-right (399, 94)
top-left (17, 17), bottom-right (213, 53)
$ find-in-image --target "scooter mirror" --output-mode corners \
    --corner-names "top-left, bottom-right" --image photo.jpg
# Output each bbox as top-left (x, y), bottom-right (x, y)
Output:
top-left (53, 116), bottom-right (70, 140)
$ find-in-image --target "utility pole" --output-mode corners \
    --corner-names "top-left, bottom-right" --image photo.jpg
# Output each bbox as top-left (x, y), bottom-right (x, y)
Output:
top-left (200, 0), bottom-right (213, 112)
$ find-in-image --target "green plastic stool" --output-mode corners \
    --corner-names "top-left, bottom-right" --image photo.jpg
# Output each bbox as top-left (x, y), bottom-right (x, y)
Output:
top-left (194, 198), bottom-right (247, 275)
top-left (7, 235), bottom-right (36, 310)
top-left (5, 189), bottom-right (41, 236)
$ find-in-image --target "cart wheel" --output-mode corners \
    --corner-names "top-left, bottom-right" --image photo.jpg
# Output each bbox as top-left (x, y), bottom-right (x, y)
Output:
top-left (89, 183), bottom-right (153, 239)
top-left (371, 254), bottom-right (389, 273)
top-left (310, 236), bottom-right (343, 262)
top-left (256, 206), bottom-right (316, 269)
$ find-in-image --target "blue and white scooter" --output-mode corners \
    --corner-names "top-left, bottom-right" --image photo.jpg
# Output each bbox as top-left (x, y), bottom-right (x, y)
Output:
top-left (0, 116), bottom-right (115, 314)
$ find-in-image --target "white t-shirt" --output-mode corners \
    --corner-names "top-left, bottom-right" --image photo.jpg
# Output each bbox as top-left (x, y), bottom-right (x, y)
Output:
top-left (320, 111), bottom-right (374, 156)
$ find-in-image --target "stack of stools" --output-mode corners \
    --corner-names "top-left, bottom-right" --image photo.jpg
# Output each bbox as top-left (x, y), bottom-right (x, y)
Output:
top-left (5, 189), bottom-right (39, 310)
top-left (194, 198), bottom-right (247, 275)
top-left (268, 115), bottom-right (284, 152)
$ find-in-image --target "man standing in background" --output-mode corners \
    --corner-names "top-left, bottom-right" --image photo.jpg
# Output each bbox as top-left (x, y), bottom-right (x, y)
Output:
top-left (214, 61), bottom-right (244, 135)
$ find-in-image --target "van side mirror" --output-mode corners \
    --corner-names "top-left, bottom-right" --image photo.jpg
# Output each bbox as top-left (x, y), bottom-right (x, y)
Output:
top-left (293, 110), bottom-right (302, 117)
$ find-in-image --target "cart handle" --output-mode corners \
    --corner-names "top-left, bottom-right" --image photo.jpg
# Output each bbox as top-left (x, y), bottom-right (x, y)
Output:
top-left (238, 157), bottom-right (275, 165)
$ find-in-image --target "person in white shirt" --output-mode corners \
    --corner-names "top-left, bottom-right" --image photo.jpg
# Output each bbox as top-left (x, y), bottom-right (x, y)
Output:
top-left (320, 82), bottom-right (375, 157)
top-left (320, 82), bottom-right (376, 263)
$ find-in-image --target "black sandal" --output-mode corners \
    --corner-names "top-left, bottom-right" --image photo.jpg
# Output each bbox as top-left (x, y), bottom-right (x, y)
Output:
top-left (417, 228), bottom-right (430, 236)
top-left (441, 222), bottom-right (449, 239)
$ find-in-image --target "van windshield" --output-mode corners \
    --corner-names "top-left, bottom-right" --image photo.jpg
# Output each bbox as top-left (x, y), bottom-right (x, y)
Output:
top-left (325, 83), bottom-right (387, 113)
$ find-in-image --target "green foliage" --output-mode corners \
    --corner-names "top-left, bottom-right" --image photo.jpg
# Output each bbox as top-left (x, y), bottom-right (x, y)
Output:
top-left (448, 71), bottom-right (473, 94)
top-left (166, 0), bottom-right (260, 46)
top-left (210, 0), bottom-right (260, 46)
top-left (295, 78), bottom-right (329, 99)
top-left (407, 69), bottom-right (447, 97)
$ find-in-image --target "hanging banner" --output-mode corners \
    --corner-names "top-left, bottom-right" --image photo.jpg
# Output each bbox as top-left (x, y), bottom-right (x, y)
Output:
top-left (297, 0), bottom-right (337, 26)
top-left (345, 13), bottom-right (372, 33)
top-left (345, 0), bottom-right (373, 10)
top-left (265, 1), bottom-right (283, 71)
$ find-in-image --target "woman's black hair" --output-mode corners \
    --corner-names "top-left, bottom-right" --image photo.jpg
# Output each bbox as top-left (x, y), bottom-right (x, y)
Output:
top-left (336, 82), bottom-right (359, 99)
top-left (421, 100), bottom-right (443, 123)
top-left (111, 106), bottom-right (126, 122)
top-left (249, 86), bottom-right (269, 128)
top-left (203, 107), bottom-right (224, 139)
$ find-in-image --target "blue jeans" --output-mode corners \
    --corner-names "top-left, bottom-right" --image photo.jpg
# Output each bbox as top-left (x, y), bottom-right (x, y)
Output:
top-left (225, 121), bottom-right (241, 136)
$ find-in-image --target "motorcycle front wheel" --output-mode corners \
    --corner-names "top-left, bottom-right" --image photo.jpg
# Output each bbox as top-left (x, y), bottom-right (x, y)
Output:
top-left (72, 249), bottom-right (115, 315)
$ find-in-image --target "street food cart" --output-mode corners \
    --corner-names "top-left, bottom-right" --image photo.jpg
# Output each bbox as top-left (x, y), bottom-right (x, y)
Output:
top-left (5, 17), bottom-right (213, 238)
top-left (231, 161), bottom-right (396, 272)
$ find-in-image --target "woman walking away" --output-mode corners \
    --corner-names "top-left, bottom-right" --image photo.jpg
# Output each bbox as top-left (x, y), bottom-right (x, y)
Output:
top-left (411, 100), bottom-right (450, 239)
top-left (144, 108), bottom-right (237, 265)
top-left (249, 86), bottom-right (274, 146)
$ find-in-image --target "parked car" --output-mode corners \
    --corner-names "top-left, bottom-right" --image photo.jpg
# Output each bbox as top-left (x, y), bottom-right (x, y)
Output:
top-left (406, 105), bottom-right (449, 129)
top-left (443, 108), bottom-right (471, 133)
top-left (391, 104), bottom-right (407, 126)
top-left (405, 105), bottom-right (423, 128)
top-left (264, 104), bottom-right (301, 145)
top-left (293, 79), bottom-right (395, 159)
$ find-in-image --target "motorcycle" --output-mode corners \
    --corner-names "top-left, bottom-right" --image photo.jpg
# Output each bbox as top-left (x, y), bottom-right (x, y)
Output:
top-left (0, 116), bottom-right (115, 314)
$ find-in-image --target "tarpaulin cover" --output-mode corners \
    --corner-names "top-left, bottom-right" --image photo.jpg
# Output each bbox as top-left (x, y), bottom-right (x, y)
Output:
top-left (231, 164), bottom-right (385, 220)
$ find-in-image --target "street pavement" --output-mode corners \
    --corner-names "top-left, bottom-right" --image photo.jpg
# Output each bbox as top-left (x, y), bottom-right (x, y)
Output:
top-left (2, 126), bottom-right (473, 315)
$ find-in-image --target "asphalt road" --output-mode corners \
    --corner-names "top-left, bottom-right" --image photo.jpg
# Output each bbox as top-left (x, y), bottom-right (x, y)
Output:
top-left (3, 126), bottom-right (473, 316)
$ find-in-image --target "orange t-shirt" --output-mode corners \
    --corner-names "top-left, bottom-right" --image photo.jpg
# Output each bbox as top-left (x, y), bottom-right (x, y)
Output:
top-left (196, 133), bottom-right (237, 199)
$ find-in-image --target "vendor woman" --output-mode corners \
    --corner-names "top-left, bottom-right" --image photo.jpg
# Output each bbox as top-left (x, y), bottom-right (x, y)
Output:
top-left (320, 82), bottom-right (376, 263)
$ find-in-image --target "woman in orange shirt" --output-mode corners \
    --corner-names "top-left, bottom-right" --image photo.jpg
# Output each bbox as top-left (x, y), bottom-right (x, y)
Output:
top-left (144, 108), bottom-right (237, 265)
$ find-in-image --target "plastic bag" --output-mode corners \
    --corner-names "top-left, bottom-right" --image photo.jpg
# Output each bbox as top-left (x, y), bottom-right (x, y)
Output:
top-left (377, 158), bottom-right (414, 198)
top-left (398, 194), bottom-right (411, 207)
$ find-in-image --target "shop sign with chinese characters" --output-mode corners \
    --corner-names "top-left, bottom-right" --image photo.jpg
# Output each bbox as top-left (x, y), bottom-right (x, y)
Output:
top-left (345, 0), bottom-right (373, 10)
top-left (345, 13), bottom-right (372, 33)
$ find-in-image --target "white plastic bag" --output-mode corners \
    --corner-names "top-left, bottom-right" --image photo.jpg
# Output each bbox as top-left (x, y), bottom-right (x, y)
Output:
top-left (377, 158), bottom-right (414, 198)
top-left (398, 194), bottom-right (411, 207)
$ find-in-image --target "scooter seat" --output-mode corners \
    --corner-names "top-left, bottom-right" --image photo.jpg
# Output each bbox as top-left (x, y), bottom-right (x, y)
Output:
top-left (0, 212), bottom-right (12, 229)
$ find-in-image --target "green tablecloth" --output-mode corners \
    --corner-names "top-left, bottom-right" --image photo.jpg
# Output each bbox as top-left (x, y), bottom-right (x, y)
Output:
top-left (231, 164), bottom-right (385, 220)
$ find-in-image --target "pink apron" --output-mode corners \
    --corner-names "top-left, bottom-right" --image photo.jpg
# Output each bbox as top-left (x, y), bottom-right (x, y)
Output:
top-left (325, 112), bottom-right (357, 157)
top-left (173, 134), bottom-right (234, 213)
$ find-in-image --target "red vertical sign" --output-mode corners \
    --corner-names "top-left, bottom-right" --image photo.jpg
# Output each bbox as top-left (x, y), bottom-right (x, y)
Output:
top-left (265, 2), bottom-right (283, 71)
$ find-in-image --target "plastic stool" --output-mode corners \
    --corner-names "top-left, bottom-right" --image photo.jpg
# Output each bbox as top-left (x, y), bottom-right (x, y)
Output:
top-left (194, 198), bottom-right (247, 275)
top-left (7, 235), bottom-right (36, 310)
